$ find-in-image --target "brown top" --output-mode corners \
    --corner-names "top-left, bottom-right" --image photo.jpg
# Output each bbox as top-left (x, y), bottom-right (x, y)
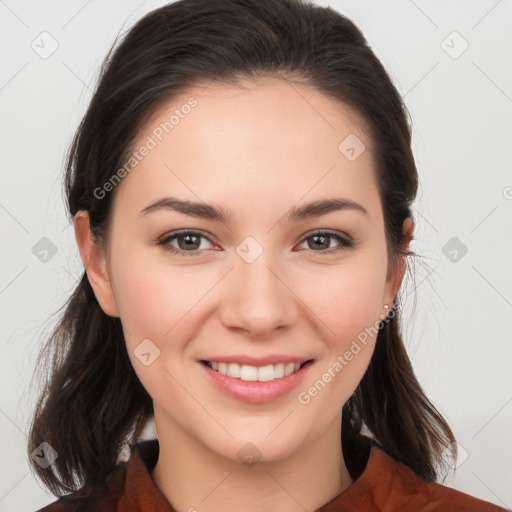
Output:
top-left (37, 436), bottom-right (508, 512)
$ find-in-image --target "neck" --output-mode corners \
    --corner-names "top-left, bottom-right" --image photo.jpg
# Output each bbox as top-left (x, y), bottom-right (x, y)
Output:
top-left (151, 412), bottom-right (353, 512)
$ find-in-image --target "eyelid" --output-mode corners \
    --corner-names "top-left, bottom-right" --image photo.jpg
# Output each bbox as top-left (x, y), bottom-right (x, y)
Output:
top-left (301, 228), bottom-right (353, 243)
top-left (297, 229), bottom-right (354, 252)
top-left (157, 228), bottom-right (355, 257)
top-left (157, 229), bottom-right (218, 255)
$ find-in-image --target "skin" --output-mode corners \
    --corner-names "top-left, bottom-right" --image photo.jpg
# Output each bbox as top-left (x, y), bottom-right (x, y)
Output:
top-left (74, 77), bottom-right (413, 512)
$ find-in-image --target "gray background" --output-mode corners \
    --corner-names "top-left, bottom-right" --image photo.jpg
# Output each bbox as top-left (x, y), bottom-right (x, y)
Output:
top-left (1, 0), bottom-right (511, 510)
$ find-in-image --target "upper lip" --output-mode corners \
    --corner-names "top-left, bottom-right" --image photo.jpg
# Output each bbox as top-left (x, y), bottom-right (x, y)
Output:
top-left (199, 355), bottom-right (314, 367)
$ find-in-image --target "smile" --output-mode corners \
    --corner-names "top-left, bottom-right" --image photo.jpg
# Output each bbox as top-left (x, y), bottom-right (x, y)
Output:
top-left (199, 359), bottom-right (315, 404)
top-left (202, 360), bottom-right (312, 382)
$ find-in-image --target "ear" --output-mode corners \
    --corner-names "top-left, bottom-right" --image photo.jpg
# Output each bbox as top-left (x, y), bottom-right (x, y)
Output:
top-left (384, 217), bottom-right (414, 307)
top-left (73, 210), bottom-right (120, 317)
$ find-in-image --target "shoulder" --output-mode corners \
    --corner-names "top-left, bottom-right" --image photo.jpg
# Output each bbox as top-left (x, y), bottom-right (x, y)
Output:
top-left (34, 439), bottom-right (163, 512)
top-left (370, 446), bottom-right (508, 511)
top-left (34, 460), bottom-right (128, 512)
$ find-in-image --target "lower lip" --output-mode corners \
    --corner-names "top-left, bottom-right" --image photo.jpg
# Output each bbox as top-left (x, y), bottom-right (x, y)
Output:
top-left (198, 360), bottom-right (314, 404)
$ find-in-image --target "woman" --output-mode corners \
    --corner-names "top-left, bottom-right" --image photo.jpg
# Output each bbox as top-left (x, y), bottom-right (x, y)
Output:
top-left (28, 0), bottom-right (507, 510)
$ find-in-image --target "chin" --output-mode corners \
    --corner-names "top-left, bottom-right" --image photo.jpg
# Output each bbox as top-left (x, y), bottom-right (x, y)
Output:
top-left (213, 424), bottom-right (308, 465)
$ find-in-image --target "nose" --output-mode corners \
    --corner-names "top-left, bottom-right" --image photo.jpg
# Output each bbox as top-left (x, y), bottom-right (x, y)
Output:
top-left (218, 250), bottom-right (299, 338)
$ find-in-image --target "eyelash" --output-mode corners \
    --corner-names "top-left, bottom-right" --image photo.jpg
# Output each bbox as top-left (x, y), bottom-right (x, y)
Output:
top-left (157, 229), bottom-right (354, 257)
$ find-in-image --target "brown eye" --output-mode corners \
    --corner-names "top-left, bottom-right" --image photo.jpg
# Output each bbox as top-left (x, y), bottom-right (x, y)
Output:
top-left (158, 230), bottom-right (214, 256)
top-left (298, 230), bottom-right (354, 253)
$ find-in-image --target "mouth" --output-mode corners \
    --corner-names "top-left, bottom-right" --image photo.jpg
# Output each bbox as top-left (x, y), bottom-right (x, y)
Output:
top-left (199, 358), bottom-right (315, 404)
top-left (200, 359), bottom-right (314, 382)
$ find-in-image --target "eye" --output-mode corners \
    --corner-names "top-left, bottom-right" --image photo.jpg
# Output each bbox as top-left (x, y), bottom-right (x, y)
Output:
top-left (157, 230), bottom-right (216, 257)
top-left (296, 230), bottom-right (354, 254)
top-left (157, 229), bottom-right (354, 257)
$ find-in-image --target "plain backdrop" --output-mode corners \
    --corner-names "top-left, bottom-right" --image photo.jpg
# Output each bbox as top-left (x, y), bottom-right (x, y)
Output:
top-left (1, 0), bottom-right (511, 510)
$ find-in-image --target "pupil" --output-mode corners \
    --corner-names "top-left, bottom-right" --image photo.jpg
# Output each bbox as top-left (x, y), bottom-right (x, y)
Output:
top-left (311, 235), bottom-right (328, 250)
top-left (180, 234), bottom-right (199, 250)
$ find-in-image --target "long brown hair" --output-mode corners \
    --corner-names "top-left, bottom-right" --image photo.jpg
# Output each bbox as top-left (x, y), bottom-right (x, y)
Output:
top-left (27, 0), bottom-right (456, 496)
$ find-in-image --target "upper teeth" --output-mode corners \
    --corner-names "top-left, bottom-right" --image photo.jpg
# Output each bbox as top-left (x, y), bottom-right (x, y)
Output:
top-left (209, 362), bottom-right (301, 381)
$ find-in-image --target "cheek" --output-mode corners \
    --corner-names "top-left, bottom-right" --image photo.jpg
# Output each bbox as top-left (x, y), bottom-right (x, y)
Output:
top-left (293, 252), bottom-right (386, 403)
top-left (110, 256), bottom-right (203, 401)
top-left (301, 259), bottom-right (386, 341)
top-left (114, 270), bottom-right (170, 341)
top-left (111, 249), bottom-right (207, 342)
top-left (335, 274), bottom-right (383, 337)
top-left (295, 272), bottom-right (383, 415)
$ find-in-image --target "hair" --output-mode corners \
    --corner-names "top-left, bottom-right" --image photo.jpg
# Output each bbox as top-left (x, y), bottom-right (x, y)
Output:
top-left (27, 0), bottom-right (457, 498)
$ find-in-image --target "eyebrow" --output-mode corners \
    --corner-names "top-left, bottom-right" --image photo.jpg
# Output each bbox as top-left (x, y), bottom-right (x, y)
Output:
top-left (139, 196), bottom-right (369, 222)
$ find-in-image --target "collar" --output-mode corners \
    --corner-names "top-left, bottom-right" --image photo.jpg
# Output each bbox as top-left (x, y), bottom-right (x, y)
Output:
top-left (117, 434), bottom-right (391, 511)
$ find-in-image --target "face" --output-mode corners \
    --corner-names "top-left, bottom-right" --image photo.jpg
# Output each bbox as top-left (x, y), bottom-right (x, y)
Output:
top-left (88, 78), bottom-right (399, 463)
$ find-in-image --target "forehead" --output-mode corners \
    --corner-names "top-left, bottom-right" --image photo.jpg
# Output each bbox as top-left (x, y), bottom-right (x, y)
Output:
top-left (111, 78), bottom-right (380, 225)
